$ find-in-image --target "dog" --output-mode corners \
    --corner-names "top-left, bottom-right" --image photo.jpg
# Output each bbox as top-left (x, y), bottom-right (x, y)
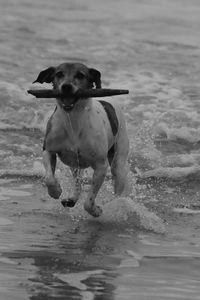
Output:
top-left (33, 62), bottom-right (129, 217)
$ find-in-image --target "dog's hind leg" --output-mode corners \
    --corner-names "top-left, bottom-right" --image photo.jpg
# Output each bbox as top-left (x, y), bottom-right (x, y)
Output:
top-left (61, 168), bottom-right (82, 208)
top-left (43, 150), bottom-right (62, 199)
top-left (111, 154), bottom-right (129, 195)
top-left (84, 160), bottom-right (108, 217)
top-left (110, 133), bottom-right (129, 196)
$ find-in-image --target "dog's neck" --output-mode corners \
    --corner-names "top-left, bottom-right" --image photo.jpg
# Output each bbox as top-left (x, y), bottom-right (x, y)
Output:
top-left (55, 97), bottom-right (91, 135)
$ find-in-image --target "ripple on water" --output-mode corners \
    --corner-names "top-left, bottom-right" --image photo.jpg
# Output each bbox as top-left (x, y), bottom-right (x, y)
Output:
top-left (55, 269), bottom-right (105, 300)
top-left (0, 217), bottom-right (13, 226)
top-left (115, 255), bottom-right (200, 300)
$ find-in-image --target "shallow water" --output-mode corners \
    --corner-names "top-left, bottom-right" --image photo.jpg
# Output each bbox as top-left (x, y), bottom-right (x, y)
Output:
top-left (1, 0), bottom-right (200, 299)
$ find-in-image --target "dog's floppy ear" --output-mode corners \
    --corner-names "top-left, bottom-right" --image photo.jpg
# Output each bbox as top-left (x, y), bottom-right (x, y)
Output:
top-left (33, 67), bottom-right (55, 84)
top-left (89, 68), bottom-right (101, 88)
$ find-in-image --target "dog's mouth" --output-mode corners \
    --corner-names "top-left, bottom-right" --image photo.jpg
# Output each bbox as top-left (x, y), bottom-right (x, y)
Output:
top-left (59, 94), bottom-right (79, 112)
top-left (61, 100), bottom-right (77, 112)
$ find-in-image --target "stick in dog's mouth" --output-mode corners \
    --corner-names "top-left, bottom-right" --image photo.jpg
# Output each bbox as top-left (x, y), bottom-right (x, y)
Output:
top-left (27, 88), bottom-right (129, 112)
top-left (27, 88), bottom-right (129, 99)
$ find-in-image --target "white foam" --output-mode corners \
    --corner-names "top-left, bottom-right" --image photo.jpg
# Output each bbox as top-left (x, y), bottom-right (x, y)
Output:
top-left (140, 165), bottom-right (200, 181)
top-left (173, 207), bottom-right (200, 214)
top-left (155, 123), bottom-right (200, 143)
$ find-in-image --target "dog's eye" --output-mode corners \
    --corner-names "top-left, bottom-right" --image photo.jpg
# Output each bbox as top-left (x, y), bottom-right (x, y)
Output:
top-left (75, 71), bottom-right (85, 80)
top-left (55, 71), bottom-right (64, 79)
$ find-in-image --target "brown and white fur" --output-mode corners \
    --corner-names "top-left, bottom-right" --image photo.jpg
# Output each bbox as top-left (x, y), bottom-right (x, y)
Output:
top-left (33, 62), bottom-right (129, 217)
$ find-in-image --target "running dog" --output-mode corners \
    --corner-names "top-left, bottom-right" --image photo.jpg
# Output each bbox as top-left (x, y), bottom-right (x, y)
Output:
top-left (33, 62), bottom-right (129, 217)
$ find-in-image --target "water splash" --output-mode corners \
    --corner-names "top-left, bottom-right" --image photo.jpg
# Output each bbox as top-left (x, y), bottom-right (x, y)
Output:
top-left (100, 196), bottom-right (165, 234)
top-left (60, 170), bottom-right (166, 233)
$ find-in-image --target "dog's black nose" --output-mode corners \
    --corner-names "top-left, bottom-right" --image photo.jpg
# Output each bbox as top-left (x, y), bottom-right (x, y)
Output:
top-left (61, 83), bottom-right (74, 95)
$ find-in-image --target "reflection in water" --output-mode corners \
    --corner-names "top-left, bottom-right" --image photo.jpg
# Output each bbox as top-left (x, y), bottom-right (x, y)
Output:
top-left (3, 224), bottom-right (119, 300)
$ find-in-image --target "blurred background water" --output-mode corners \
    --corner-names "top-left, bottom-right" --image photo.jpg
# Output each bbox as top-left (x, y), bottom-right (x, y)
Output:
top-left (1, 0), bottom-right (200, 299)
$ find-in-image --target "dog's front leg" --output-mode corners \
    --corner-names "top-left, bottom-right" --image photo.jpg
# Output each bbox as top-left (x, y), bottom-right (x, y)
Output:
top-left (84, 161), bottom-right (108, 217)
top-left (43, 150), bottom-right (62, 199)
top-left (61, 168), bottom-right (82, 208)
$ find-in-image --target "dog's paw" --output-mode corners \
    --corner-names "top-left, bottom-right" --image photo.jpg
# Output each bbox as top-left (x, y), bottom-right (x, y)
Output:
top-left (46, 179), bottom-right (62, 199)
top-left (61, 198), bottom-right (77, 208)
top-left (92, 205), bottom-right (103, 217)
top-left (48, 185), bottom-right (62, 199)
top-left (84, 203), bottom-right (103, 218)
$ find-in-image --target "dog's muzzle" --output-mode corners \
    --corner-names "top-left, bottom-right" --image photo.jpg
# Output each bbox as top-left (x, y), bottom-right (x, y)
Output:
top-left (59, 83), bottom-right (78, 112)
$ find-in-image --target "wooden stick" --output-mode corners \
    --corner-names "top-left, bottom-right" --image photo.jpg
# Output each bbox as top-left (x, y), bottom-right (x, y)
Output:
top-left (27, 88), bottom-right (129, 99)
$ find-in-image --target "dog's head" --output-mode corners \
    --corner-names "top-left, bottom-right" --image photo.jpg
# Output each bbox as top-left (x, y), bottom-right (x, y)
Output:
top-left (33, 63), bottom-right (101, 111)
